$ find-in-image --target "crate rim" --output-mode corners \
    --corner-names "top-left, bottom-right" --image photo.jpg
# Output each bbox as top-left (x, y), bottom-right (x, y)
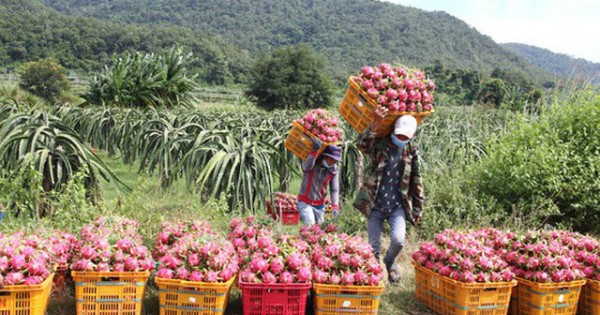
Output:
top-left (238, 279), bottom-right (312, 290)
top-left (71, 270), bottom-right (150, 278)
top-left (155, 274), bottom-right (236, 289)
top-left (0, 273), bottom-right (54, 292)
top-left (312, 282), bottom-right (385, 293)
top-left (413, 261), bottom-right (517, 288)
top-left (516, 277), bottom-right (587, 289)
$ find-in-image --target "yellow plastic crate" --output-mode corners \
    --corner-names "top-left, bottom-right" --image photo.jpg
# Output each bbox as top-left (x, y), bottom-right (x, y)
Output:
top-left (509, 285), bottom-right (519, 315)
top-left (514, 278), bottom-right (585, 315)
top-left (444, 277), bottom-right (516, 315)
top-left (413, 263), bottom-right (447, 315)
top-left (72, 271), bottom-right (149, 315)
top-left (0, 274), bottom-right (54, 315)
top-left (577, 280), bottom-right (599, 315)
top-left (155, 276), bottom-right (235, 315)
top-left (339, 77), bottom-right (433, 137)
top-left (284, 121), bottom-right (338, 161)
top-left (413, 263), bottom-right (517, 315)
top-left (312, 283), bottom-right (385, 315)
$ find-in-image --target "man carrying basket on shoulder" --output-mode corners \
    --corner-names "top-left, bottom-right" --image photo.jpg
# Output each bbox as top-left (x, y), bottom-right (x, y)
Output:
top-left (354, 108), bottom-right (425, 284)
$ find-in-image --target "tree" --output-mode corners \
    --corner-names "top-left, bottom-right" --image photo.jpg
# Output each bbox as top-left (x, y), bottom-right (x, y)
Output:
top-left (246, 44), bottom-right (333, 110)
top-left (18, 58), bottom-right (69, 102)
top-left (478, 78), bottom-right (506, 107)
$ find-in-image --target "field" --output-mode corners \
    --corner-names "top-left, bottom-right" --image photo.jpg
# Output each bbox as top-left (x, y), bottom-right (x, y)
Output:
top-left (1, 81), bottom-right (598, 315)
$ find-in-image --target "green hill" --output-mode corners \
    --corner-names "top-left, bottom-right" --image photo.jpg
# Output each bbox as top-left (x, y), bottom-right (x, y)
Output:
top-left (0, 0), bottom-right (251, 84)
top-left (502, 43), bottom-right (600, 85)
top-left (42, 0), bottom-right (550, 82)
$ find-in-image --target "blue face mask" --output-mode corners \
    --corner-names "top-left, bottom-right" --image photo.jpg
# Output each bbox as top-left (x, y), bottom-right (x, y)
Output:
top-left (322, 159), bottom-right (331, 168)
top-left (391, 134), bottom-right (408, 149)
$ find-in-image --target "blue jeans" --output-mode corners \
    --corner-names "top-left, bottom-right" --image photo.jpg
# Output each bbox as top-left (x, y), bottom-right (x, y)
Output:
top-left (367, 206), bottom-right (407, 268)
top-left (298, 201), bottom-right (325, 225)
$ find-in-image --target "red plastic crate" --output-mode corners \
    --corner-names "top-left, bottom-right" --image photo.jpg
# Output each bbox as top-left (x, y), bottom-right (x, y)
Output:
top-left (239, 281), bottom-right (311, 315)
top-left (279, 212), bottom-right (299, 225)
top-left (266, 201), bottom-right (299, 225)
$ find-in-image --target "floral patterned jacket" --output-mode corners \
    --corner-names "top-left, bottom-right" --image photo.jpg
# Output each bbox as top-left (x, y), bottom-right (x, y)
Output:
top-left (352, 128), bottom-right (425, 226)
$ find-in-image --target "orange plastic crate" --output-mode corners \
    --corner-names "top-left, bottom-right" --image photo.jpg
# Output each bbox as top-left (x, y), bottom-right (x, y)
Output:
top-left (414, 263), bottom-right (447, 315)
top-left (514, 278), bottom-right (585, 315)
top-left (339, 77), bottom-right (433, 137)
top-left (155, 276), bottom-right (235, 315)
top-left (72, 271), bottom-right (149, 315)
top-left (284, 121), bottom-right (338, 161)
top-left (577, 280), bottom-right (599, 315)
top-left (508, 285), bottom-right (519, 315)
top-left (444, 277), bottom-right (516, 315)
top-left (0, 274), bottom-right (54, 315)
top-left (413, 263), bottom-right (517, 315)
top-left (312, 283), bottom-right (385, 315)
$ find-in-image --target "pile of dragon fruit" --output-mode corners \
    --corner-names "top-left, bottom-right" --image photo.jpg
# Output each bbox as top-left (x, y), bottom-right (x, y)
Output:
top-left (354, 63), bottom-right (435, 113)
top-left (296, 109), bottom-right (343, 143)
top-left (154, 221), bottom-right (238, 283)
top-left (413, 228), bottom-right (600, 283)
top-left (413, 229), bottom-right (514, 283)
top-left (230, 216), bottom-right (312, 284)
top-left (272, 192), bottom-right (298, 213)
top-left (71, 216), bottom-right (154, 273)
top-left (298, 224), bottom-right (383, 286)
top-left (0, 232), bottom-right (53, 287)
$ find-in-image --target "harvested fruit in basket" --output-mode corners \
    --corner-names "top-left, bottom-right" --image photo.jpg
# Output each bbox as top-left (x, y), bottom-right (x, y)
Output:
top-left (296, 109), bottom-right (343, 143)
top-left (71, 216), bottom-right (154, 273)
top-left (309, 233), bottom-right (383, 286)
top-left (0, 232), bottom-right (53, 286)
top-left (273, 192), bottom-right (298, 213)
top-left (354, 63), bottom-right (435, 112)
top-left (239, 234), bottom-right (312, 284)
top-left (412, 229), bottom-right (515, 283)
top-left (154, 221), bottom-right (238, 283)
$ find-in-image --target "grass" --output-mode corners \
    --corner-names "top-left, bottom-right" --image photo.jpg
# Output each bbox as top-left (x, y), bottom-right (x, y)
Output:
top-left (43, 152), bottom-right (434, 315)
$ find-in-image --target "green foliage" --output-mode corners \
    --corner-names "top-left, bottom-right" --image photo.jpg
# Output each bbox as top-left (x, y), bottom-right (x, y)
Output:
top-left (0, 0), bottom-right (250, 84)
top-left (84, 48), bottom-right (197, 108)
top-left (40, 0), bottom-right (550, 83)
top-left (246, 45), bottom-right (333, 110)
top-left (0, 103), bottom-right (123, 217)
top-left (0, 158), bottom-right (101, 225)
top-left (0, 86), bottom-right (42, 107)
top-left (503, 43), bottom-right (600, 85)
top-left (474, 93), bottom-right (600, 233)
top-left (424, 60), bottom-right (482, 105)
top-left (478, 78), bottom-right (506, 107)
top-left (18, 58), bottom-right (69, 102)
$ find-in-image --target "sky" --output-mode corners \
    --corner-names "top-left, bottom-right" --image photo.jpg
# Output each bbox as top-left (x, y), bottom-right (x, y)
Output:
top-left (383, 0), bottom-right (600, 63)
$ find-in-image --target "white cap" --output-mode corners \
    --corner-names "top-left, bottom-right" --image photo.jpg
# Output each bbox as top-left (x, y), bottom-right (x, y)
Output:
top-left (394, 115), bottom-right (418, 139)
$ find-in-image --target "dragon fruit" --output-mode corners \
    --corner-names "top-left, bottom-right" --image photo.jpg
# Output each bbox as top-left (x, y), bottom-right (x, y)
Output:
top-left (154, 220), bottom-right (239, 283)
top-left (305, 231), bottom-right (383, 286)
top-left (71, 216), bottom-right (153, 273)
top-left (295, 109), bottom-right (343, 143)
top-left (353, 64), bottom-right (435, 113)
